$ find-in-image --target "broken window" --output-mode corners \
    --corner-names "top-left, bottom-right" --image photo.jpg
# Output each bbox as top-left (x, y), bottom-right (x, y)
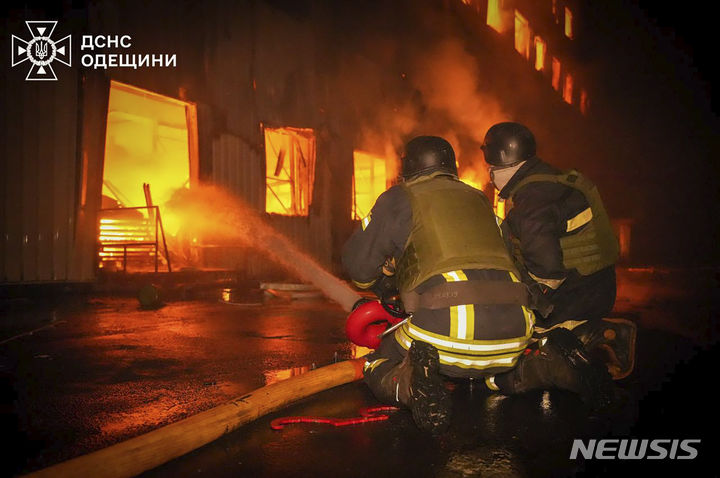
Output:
top-left (514, 11), bottom-right (531, 59)
top-left (564, 7), bottom-right (574, 39)
top-left (352, 151), bottom-right (389, 220)
top-left (552, 57), bottom-right (561, 91)
top-left (534, 36), bottom-right (546, 71)
top-left (563, 73), bottom-right (574, 104)
top-left (264, 127), bottom-right (316, 216)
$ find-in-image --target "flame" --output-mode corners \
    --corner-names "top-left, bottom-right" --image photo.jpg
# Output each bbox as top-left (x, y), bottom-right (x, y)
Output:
top-left (534, 36), bottom-right (546, 71)
top-left (514, 11), bottom-right (531, 59)
top-left (264, 127), bottom-right (316, 216)
top-left (102, 81), bottom-right (191, 213)
top-left (564, 7), bottom-right (574, 39)
top-left (551, 57), bottom-right (561, 91)
top-left (563, 73), bottom-right (574, 104)
top-left (99, 81), bottom-right (194, 269)
top-left (352, 151), bottom-right (390, 220)
top-left (487, 0), bottom-right (509, 33)
top-left (459, 168), bottom-right (506, 219)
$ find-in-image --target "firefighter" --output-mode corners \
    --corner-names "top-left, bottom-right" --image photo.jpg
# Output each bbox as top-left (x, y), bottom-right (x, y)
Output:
top-left (342, 136), bottom-right (614, 434)
top-left (480, 122), bottom-right (635, 379)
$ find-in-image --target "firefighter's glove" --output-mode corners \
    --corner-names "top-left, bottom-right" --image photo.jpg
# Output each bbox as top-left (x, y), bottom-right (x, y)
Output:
top-left (527, 282), bottom-right (554, 319)
top-left (370, 274), bottom-right (399, 301)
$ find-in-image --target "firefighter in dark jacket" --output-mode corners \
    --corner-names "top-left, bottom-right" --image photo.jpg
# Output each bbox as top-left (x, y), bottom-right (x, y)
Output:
top-left (342, 136), bottom-right (614, 434)
top-left (480, 122), bottom-right (636, 379)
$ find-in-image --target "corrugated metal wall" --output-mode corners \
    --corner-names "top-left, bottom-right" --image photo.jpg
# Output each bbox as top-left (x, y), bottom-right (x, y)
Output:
top-left (209, 132), bottom-right (334, 273)
top-left (1, 46), bottom-right (108, 284)
top-left (2, 67), bottom-right (79, 283)
top-left (211, 134), bottom-right (264, 210)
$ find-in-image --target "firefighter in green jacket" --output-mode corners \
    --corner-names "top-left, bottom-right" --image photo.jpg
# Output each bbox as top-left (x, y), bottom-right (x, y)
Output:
top-left (481, 122), bottom-right (636, 380)
top-left (342, 136), bottom-right (615, 434)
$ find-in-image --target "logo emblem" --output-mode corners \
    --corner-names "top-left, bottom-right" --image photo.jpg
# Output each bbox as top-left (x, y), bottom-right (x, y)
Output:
top-left (11, 21), bottom-right (71, 81)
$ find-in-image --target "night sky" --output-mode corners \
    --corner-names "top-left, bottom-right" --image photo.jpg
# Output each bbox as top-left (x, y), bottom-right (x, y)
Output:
top-left (634, 0), bottom-right (716, 113)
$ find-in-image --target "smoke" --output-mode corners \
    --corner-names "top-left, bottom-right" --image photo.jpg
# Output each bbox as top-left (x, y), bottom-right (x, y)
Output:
top-left (164, 185), bottom-right (361, 311)
top-left (409, 39), bottom-right (506, 144)
top-left (343, 35), bottom-right (507, 188)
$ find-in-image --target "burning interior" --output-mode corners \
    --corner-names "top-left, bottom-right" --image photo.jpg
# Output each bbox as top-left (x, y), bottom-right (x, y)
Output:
top-left (351, 151), bottom-right (391, 220)
top-left (98, 81), bottom-right (197, 272)
top-left (264, 127), bottom-right (316, 216)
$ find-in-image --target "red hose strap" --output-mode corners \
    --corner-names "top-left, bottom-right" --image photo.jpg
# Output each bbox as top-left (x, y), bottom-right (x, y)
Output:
top-left (270, 406), bottom-right (399, 430)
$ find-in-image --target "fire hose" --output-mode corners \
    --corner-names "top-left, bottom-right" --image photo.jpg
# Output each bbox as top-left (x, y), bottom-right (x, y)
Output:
top-left (23, 301), bottom-right (404, 477)
top-left (21, 358), bottom-right (366, 478)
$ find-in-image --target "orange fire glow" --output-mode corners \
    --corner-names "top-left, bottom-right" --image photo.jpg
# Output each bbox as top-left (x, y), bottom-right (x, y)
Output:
top-left (563, 73), bottom-right (574, 104)
top-left (99, 81), bottom-right (197, 269)
top-left (459, 172), bottom-right (485, 191)
top-left (265, 127), bottom-right (316, 216)
top-left (493, 189), bottom-right (506, 220)
top-left (352, 151), bottom-right (390, 220)
top-left (534, 36), bottom-right (546, 71)
top-left (514, 11), bottom-right (531, 59)
top-left (551, 57), bottom-right (561, 91)
top-left (102, 81), bottom-right (193, 214)
top-left (459, 169), bottom-right (506, 219)
top-left (486, 0), bottom-right (508, 33)
top-left (564, 7), bottom-right (574, 39)
top-left (580, 89), bottom-right (589, 115)
top-left (264, 366), bottom-right (311, 386)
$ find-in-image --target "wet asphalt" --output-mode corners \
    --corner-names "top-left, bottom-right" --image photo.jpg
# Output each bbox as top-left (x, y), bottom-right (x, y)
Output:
top-left (1, 268), bottom-right (718, 477)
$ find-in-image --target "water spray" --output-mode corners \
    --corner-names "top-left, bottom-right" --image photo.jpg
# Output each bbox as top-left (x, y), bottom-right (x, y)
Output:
top-left (165, 186), bottom-right (361, 312)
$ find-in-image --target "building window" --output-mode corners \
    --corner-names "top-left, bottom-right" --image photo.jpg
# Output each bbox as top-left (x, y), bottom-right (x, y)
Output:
top-left (352, 151), bottom-right (389, 220)
top-left (487, 0), bottom-right (507, 33)
top-left (264, 127), bottom-right (316, 216)
top-left (563, 73), bottom-right (574, 104)
top-left (580, 89), bottom-right (589, 115)
top-left (514, 11), bottom-right (531, 59)
top-left (534, 36), bottom-right (546, 71)
top-left (564, 7), bottom-right (573, 38)
top-left (551, 57), bottom-right (561, 91)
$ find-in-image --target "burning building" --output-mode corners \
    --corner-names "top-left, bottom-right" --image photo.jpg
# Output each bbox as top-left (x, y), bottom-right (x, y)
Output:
top-left (1, 0), bottom-right (716, 285)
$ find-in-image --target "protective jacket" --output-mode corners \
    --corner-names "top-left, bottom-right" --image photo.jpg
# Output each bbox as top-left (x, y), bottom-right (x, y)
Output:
top-left (499, 158), bottom-right (618, 325)
top-left (343, 173), bottom-right (534, 378)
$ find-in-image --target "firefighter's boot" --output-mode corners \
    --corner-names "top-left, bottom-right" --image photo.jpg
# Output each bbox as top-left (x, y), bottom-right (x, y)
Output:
top-left (495, 327), bottom-right (616, 410)
top-left (573, 318), bottom-right (637, 380)
top-left (375, 341), bottom-right (452, 434)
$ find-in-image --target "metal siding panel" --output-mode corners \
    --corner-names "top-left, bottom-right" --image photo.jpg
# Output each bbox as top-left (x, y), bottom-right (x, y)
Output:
top-left (37, 88), bottom-right (57, 281)
top-left (21, 85), bottom-right (39, 281)
top-left (0, 67), bottom-right (7, 281)
top-left (54, 74), bottom-right (78, 281)
top-left (69, 71), bottom-right (107, 282)
top-left (3, 73), bottom-right (23, 282)
top-left (212, 134), bottom-right (263, 211)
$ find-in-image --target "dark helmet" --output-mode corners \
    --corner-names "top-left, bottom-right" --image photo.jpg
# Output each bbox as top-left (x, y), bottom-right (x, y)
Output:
top-left (481, 122), bottom-right (536, 167)
top-left (401, 136), bottom-right (458, 180)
